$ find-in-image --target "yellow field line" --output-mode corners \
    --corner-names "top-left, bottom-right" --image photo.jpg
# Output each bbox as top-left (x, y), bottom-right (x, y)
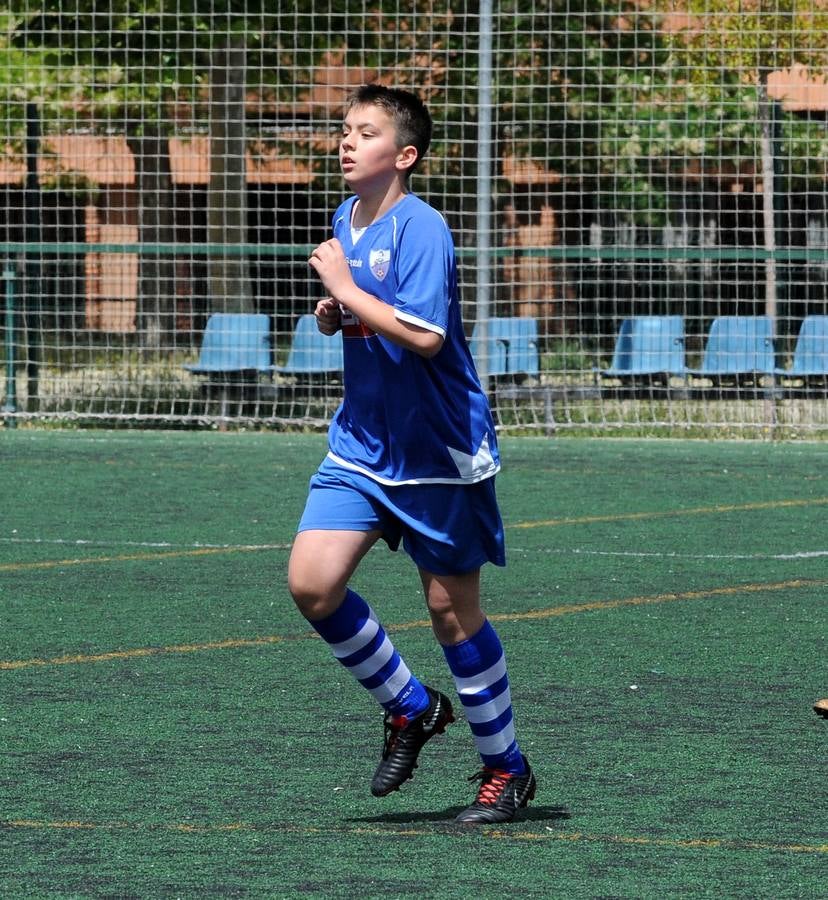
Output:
top-left (384, 576), bottom-right (827, 633)
top-left (1, 819), bottom-right (826, 854)
top-left (508, 495), bottom-right (828, 530)
top-left (0, 635), bottom-right (294, 671)
top-left (0, 544), bottom-right (286, 575)
top-left (2, 576), bottom-right (824, 672)
top-left (486, 577), bottom-right (827, 623)
top-left (1, 495), bottom-right (825, 577)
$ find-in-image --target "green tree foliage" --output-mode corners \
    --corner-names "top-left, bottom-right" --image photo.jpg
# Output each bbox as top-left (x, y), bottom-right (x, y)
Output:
top-left (659, 0), bottom-right (828, 180)
top-left (4, 3), bottom-right (286, 129)
top-left (24, 2), bottom-right (828, 235)
top-left (657, 0), bottom-right (828, 315)
top-left (2, 2), bottom-right (680, 215)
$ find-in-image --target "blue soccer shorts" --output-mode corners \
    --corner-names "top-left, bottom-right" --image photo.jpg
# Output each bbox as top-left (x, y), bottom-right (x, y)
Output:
top-left (297, 457), bottom-right (506, 576)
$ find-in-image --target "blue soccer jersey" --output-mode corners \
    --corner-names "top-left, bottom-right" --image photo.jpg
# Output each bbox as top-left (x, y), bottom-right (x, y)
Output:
top-left (324, 192), bottom-right (500, 485)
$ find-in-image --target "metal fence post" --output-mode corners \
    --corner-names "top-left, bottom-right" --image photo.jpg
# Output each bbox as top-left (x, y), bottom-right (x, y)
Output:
top-left (2, 266), bottom-right (17, 427)
top-left (475, 0), bottom-right (494, 395)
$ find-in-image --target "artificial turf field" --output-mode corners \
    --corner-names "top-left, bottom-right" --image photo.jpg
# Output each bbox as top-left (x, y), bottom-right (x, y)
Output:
top-left (0, 429), bottom-right (826, 898)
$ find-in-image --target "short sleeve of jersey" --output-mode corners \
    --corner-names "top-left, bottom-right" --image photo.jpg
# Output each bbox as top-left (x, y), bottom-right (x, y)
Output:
top-left (392, 205), bottom-right (453, 335)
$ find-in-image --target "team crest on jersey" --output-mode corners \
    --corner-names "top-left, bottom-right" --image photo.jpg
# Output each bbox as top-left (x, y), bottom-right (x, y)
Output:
top-left (369, 248), bottom-right (391, 281)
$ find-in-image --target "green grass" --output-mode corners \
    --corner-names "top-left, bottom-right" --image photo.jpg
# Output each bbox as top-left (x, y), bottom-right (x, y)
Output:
top-left (0, 431), bottom-right (826, 897)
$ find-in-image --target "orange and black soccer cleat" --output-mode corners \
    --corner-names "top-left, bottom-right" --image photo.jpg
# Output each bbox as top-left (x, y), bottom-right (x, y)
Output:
top-left (455, 755), bottom-right (537, 825)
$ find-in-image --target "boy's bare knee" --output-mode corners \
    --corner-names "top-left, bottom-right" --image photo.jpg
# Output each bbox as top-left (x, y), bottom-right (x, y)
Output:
top-left (288, 529), bottom-right (379, 620)
top-left (425, 585), bottom-right (463, 644)
top-left (425, 585), bottom-right (453, 620)
top-left (421, 569), bottom-right (485, 645)
top-left (290, 586), bottom-right (341, 621)
top-left (287, 567), bottom-right (342, 620)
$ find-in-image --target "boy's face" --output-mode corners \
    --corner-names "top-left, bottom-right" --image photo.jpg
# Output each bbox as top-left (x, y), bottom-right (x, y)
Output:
top-left (340, 103), bottom-right (415, 192)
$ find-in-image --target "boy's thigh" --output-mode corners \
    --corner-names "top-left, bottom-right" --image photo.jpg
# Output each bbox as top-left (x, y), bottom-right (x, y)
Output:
top-left (288, 527), bottom-right (381, 601)
top-left (298, 465), bottom-right (387, 533)
top-left (292, 469), bottom-right (387, 593)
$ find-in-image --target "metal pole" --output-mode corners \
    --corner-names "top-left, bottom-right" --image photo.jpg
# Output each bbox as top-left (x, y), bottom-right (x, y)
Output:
top-left (2, 267), bottom-right (17, 427)
top-left (475, 0), bottom-right (494, 393)
top-left (24, 102), bottom-right (41, 408)
top-left (758, 79), bottom-right (778, 432)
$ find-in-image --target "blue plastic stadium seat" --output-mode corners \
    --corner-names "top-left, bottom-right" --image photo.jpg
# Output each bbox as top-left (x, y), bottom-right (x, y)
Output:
top-left (470, 321), bottom-right (509, 376)
top-left (690, 316), bottom-right (775, 377)
top-left (599, 315), bottom-right (686, 377)
top-left (493, 316), bottom-right (540, 376)
top-left (776, 315), bottom-right (828, 377)
top-left (275, 313), bottom-right (344, 374)
top-left (184, 313), bottom-right (272, 373)
top-left (470, 317), bottom-right (539, 377)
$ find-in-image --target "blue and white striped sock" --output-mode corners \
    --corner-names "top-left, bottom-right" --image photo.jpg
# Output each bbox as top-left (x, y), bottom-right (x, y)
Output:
top-left (442, 619), bottom-right (525, 774)
top-left (309, 588), bottom-right (430, 718)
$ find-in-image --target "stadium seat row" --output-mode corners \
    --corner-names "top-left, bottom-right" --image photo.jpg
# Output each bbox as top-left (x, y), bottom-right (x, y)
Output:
top-left (598, 315), bottom-right (828, 380)
top-left (184, 313), bottom-right (343, 376)
top-left (184, 313), bottom-right (542, 378)
top-left (184, 312), bottom-right (828, 383)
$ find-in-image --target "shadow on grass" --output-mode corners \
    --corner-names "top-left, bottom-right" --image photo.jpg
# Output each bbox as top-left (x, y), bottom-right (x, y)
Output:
top-left (348, 805), bottom-right (571, 826)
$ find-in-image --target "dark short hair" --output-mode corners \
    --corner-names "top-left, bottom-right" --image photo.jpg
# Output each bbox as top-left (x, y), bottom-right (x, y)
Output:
top-left (346, 84), bottom-right (432, 176)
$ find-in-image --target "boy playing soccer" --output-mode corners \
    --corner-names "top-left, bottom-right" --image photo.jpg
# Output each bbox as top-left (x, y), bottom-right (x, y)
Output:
top-left (288, 83), bottom-right (535, 824)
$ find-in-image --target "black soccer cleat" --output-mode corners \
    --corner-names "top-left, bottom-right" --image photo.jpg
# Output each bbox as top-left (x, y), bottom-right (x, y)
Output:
top-left (815, 698), bottom-right (828, 719)
top-left (370, 686), bottom-right (454, 797)
top-left (454, 754), bottom-right (536, 825)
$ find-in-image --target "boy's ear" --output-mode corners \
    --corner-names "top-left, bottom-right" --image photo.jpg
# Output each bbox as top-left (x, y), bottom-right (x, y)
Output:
top-left (396, 144), bottom-right (419, 173)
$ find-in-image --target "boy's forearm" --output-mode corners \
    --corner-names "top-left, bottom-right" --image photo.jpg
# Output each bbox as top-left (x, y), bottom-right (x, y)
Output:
top-left (308, 238), bottom-right (442, 356)
top-left (339, 287), bottom-right (443, 358)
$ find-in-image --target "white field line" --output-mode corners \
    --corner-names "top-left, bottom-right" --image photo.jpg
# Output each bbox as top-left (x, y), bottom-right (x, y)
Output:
top-left (0, 536), bottom-right (291, 551)
top-left (2, 535), bottom-right (827, 562)
top-left (510, 547), bottom-right (828, 561)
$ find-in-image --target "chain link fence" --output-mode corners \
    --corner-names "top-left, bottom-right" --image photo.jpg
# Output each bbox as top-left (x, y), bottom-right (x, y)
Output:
top-left (3, 2), bottom-right (828, 434)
